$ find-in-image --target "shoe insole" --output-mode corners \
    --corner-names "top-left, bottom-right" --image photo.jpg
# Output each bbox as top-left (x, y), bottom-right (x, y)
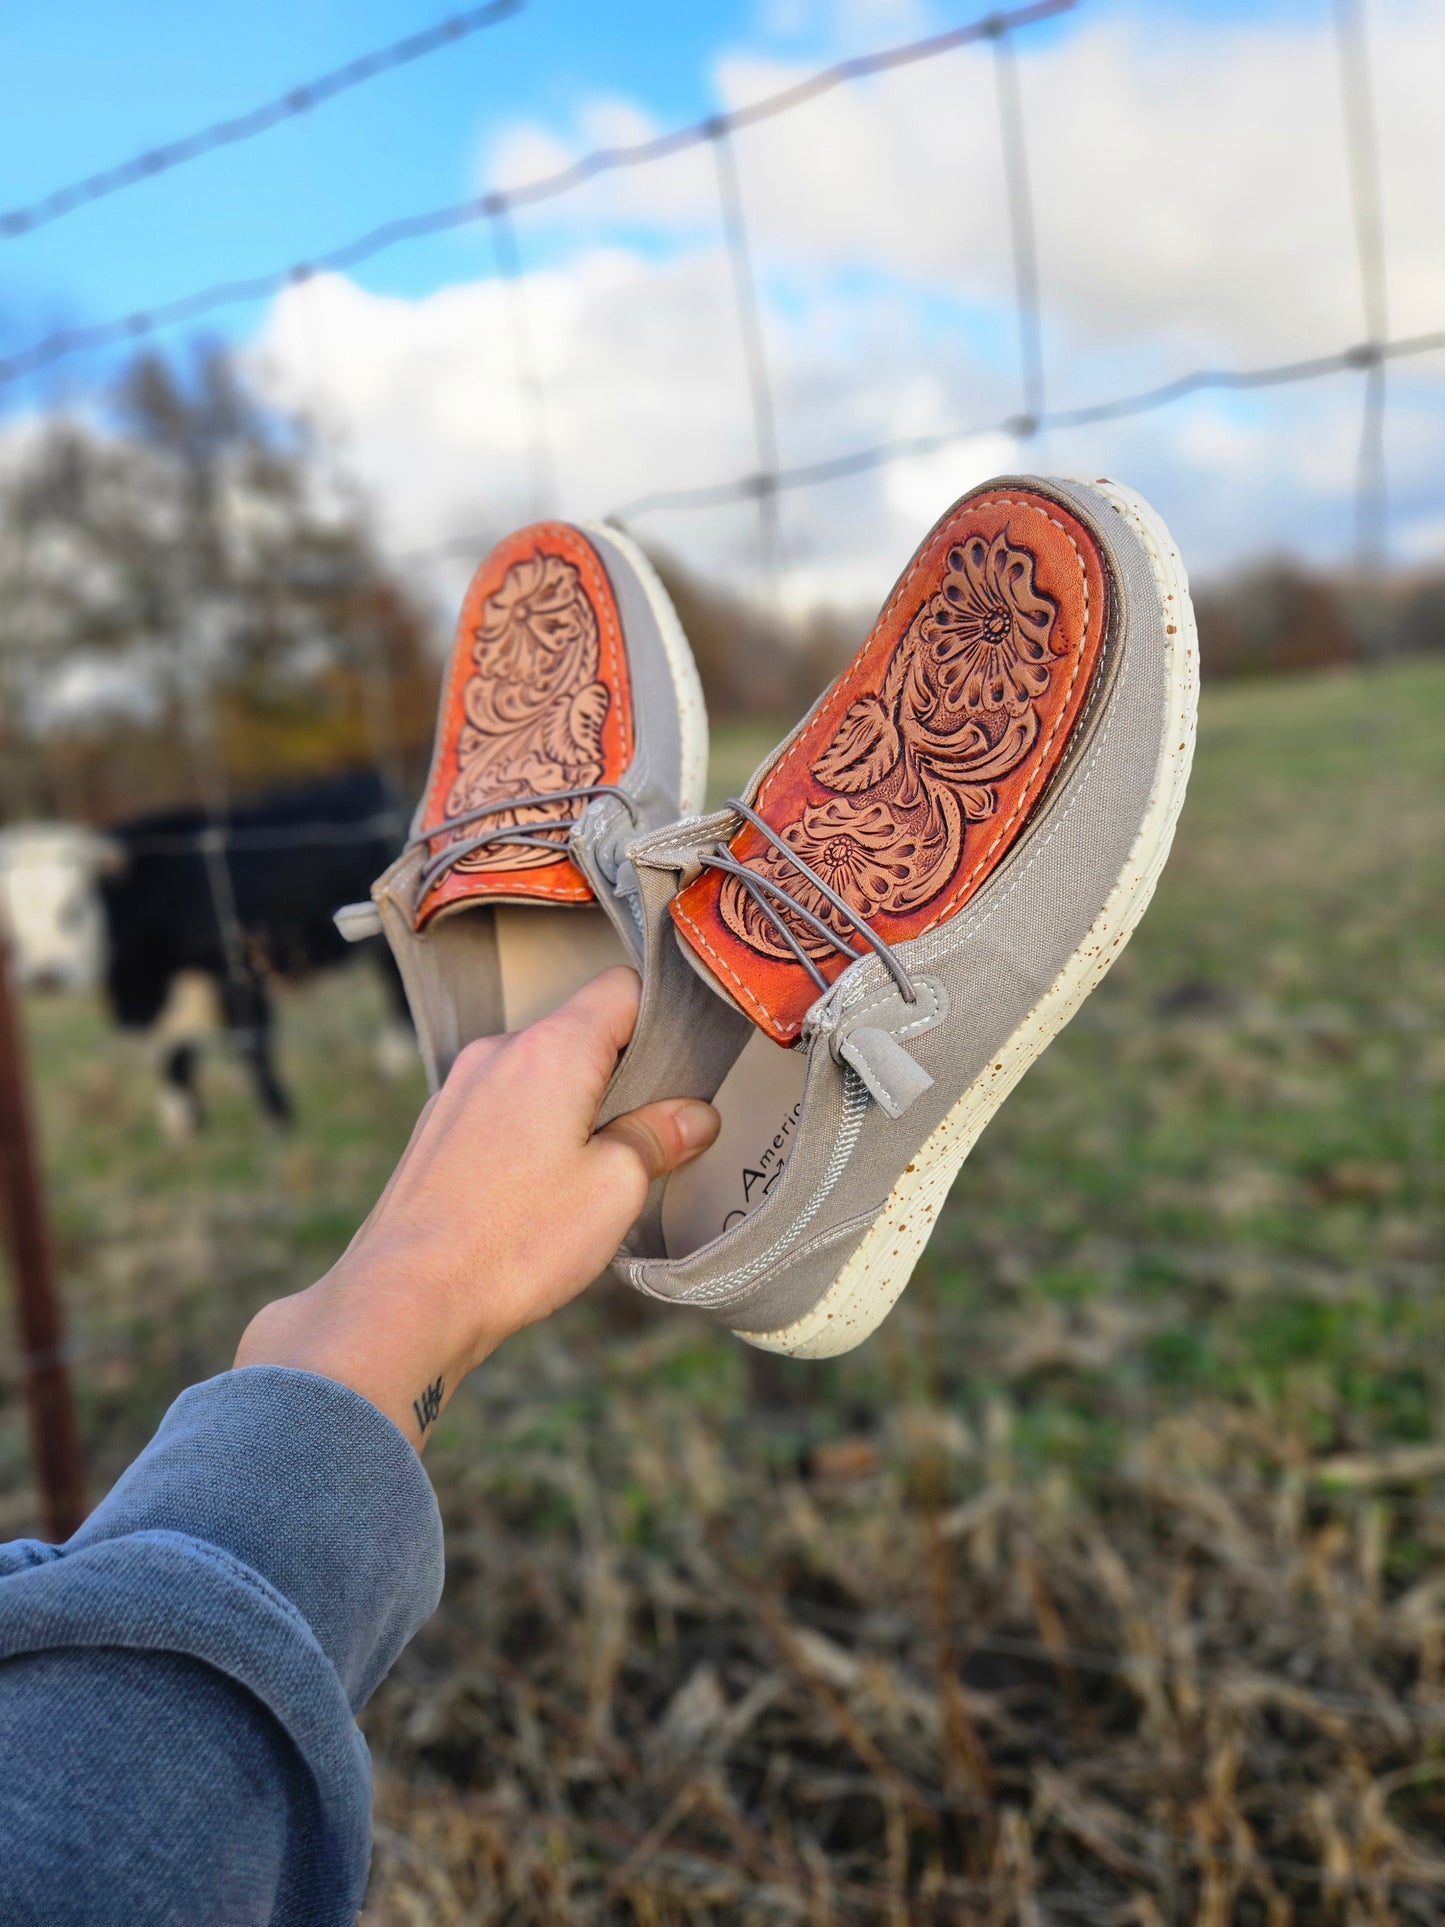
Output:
top-left (661, 1030), bottom-right (808, 1258)
top-left (496, 904), bottom-right (630, 1033)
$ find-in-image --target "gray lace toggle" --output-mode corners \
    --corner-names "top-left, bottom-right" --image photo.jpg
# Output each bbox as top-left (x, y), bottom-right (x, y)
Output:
top-left (836, 1026), bottom-right (934, 1119)
top-left (603, 854), bottom-right (645, 946)
top-left (820, 973), bottom-right (948, 1118)
top-left (574, 798), bottom-right (639, 890)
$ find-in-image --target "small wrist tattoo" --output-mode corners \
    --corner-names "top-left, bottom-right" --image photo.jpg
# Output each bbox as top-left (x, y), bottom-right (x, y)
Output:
top-left (412, 1376), bottom-right (444, 1433)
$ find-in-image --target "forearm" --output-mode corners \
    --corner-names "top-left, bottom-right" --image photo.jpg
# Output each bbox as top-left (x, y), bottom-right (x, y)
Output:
top-left (232, 978), bottom-right (719, 1450)
top-left (0, 969), bottom-right (716, 1920)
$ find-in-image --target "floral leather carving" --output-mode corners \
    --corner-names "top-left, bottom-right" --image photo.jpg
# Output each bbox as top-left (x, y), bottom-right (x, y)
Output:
top-left (413, 524), bottom-right (634, 929)
top-left (672, 489), bottom-right (1108, 1042)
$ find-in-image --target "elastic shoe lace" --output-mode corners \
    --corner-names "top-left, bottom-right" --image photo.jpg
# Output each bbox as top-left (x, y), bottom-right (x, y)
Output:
top-left (410, 784), bottom-right (638, 893)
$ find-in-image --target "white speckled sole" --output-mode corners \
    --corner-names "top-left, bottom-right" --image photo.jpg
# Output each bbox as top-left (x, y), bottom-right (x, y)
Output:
top-left (736, 479), bottom-right (1199, 1358)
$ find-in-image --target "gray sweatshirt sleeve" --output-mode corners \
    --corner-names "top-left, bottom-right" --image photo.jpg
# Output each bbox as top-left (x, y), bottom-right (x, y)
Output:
top-left (0, 1365), bottom-right (445, 1926)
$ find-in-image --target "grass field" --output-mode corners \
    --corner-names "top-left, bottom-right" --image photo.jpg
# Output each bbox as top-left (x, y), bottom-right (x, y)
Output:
top-left (3, 660), bottom-right (1444, 1921)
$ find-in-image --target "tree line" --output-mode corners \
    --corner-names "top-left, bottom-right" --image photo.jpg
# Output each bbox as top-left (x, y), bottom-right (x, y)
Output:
top-left (2, 347), bottom-right (1439, 825)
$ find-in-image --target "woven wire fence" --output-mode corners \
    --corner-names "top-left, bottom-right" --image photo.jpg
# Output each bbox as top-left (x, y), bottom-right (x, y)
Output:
top-left (1, 15), bottom-right (1442, 1899)
top-left (2, 0), bottom-right (1431, 574)
top-left (1, 0), bottom-right (1433, 841)
top-left (0, 0), bottom-right (1432, 1314)
top-left (0, 11), bottom-right (1432, 1312)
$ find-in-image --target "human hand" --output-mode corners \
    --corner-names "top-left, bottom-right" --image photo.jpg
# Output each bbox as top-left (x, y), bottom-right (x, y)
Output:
top-left (234, 967), bottom-right (718, 1448)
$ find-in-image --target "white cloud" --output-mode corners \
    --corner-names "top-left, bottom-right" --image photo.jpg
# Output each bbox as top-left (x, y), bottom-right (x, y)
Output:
top-left (251, 0), bottom-right (1444, 623)
top-left (480, 0), bottom-right (1444, 366)
top-left (881, 430), bottom-right (1020, 533)
top-left (1396, 513), bottom-right (1445, 566)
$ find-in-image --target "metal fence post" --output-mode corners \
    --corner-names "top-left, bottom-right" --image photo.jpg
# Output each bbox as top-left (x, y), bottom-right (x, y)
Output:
top-left (0, 931), bottom-right (86, 1541)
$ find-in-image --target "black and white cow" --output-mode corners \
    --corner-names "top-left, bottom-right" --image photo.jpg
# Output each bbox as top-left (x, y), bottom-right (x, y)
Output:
top-left (0, 824), bottom-right (117, 993)
top-left (98, 770), bottom-right (412, 1131)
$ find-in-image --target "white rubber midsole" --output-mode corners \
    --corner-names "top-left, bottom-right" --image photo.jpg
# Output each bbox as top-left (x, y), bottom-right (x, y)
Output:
top-left (736, 479), bottom-right (1200, 1358)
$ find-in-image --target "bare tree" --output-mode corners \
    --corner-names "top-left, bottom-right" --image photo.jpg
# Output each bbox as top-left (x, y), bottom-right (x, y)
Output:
top-left (0, 346), bottom-right (437, 823)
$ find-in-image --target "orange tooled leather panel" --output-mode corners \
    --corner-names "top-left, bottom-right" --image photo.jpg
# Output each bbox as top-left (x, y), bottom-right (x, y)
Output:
top-left (672, 488), bottom-right (1109, 1042)
top-left (413, 524), bottom-right (635, 929)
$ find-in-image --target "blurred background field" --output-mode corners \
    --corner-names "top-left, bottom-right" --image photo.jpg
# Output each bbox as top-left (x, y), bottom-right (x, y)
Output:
top-left (5, 662), bottom-right (1443, 1918)
top-left (3, 0), bottom-right (1445, 1918)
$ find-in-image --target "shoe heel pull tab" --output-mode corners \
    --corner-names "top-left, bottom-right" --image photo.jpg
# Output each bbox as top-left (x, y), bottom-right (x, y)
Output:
top-left (335, 901), bottom-right (384, 943)
top-left (837, 1026), bottom-right (933, 1119)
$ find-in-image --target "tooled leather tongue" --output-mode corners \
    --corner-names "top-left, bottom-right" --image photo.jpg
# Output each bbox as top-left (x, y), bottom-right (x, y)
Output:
top-left (671, 485), bottom-right (1109, 1045)
top-left (412, 523), bottom-right (635, 930)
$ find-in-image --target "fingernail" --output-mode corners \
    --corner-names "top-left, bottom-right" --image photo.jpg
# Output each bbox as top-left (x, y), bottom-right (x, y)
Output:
top-left (674, 1100), bottom-right (720, 1155)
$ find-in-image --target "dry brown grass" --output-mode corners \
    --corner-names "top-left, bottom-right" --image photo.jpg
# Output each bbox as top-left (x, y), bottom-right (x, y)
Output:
top-left (3, 662), bottom-right (1442, 1922)
top-left (355, 1282), bottom-right (1445, 1925)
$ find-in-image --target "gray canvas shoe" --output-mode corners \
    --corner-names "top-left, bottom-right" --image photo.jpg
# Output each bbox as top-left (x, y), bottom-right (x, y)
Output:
top-left (339, 521), bottom-right (706, 1090)
top-left (600, 475), bottom-right (1198, 1356)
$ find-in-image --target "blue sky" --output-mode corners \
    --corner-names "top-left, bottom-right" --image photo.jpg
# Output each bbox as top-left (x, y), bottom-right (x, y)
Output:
top-left (0, 1), bottom-right (753, 343)
top-left (1, 0), bottom-right (1440, 595)
top-left (0, 0), bottom-right (1342, 376)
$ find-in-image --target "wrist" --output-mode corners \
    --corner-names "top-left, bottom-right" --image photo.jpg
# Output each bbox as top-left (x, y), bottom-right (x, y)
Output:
top-left (234, 1268), bottom-right (496, 1450)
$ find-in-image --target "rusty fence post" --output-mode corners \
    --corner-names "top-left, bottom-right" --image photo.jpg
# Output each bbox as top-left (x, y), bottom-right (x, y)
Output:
top-left (0, 930), bottom-right (86, 1540)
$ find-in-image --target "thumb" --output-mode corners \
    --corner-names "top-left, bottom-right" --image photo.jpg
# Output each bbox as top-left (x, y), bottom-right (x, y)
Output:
top-left (595, 1097), bottom-right (720, 1187)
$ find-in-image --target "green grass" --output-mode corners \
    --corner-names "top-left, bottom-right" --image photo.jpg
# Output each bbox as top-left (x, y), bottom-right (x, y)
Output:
top-left (3, 659), bottom-right (1443, 1919)
top-left (696, 661), bottom-right (1445, 1474)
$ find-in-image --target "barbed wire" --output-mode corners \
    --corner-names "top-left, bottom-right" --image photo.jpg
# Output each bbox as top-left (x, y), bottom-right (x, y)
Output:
top-left (4, 0), bottom-right (1436, 850)
top-left (609, 330), bottom-right (1445, 517)
top-left (0, 0), bottom-right (1074, 387)
top-left (0, 0), bottom-right (524, 241)
top-left (1329, 7), bottom-right (1439, 1280)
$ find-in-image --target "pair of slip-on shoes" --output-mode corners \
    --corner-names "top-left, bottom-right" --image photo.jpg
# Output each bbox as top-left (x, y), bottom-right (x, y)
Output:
top-left (346, 476), bottom-right (1198, 1357)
